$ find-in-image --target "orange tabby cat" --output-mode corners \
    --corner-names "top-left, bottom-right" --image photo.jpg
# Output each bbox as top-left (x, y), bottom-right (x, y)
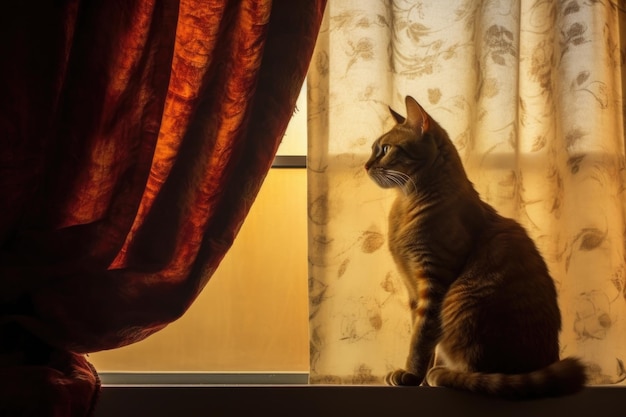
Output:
top-left (365, 95), bottom-right (586, 399)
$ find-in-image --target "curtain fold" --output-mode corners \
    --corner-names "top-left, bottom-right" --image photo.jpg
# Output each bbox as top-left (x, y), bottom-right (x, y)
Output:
top-left (0, 0), bottom-right (326, 415)
top-left (308, 0), bottom-right (626, 385)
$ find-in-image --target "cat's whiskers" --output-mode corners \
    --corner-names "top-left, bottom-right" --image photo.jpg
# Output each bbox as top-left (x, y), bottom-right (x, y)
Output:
top-left (369, 170), bottom-right (395, 189)
top-left (384, 169), bottom-right (416, 196)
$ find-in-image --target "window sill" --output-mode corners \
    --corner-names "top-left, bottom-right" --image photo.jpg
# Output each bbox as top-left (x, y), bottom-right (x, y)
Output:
top-left (95, 385), bottom-right (623, 417)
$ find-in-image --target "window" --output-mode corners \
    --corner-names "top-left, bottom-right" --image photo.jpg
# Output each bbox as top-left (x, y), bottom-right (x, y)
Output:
top-left (89, 83), bottom-right (309, 385)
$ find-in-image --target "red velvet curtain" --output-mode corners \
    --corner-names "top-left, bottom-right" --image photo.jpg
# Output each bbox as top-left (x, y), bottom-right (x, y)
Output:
top-left (0, 1), bottom-right (326, 415)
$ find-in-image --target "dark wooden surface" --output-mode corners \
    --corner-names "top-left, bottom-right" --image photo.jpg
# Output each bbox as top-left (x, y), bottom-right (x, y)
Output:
top-left (95, 385), bottom-right (624, 417)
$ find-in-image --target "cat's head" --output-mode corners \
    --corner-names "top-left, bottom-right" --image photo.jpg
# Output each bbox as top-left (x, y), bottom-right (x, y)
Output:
top-left (365, 96), bottom-right (440, 194)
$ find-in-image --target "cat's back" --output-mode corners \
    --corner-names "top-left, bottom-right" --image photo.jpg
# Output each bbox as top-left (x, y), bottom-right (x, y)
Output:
top-left (458, 209), bottom-right (559, 303)
top-left (436, 209), bottom-right (563, 374)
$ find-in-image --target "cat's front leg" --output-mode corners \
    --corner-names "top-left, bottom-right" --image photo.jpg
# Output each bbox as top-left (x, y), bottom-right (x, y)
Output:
top-left (386, 298), bottom-right (441, 386)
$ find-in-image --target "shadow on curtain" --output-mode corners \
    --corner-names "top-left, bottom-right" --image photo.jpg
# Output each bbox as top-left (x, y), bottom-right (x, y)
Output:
top-left (308, 0), bottom-right (626, 386)
top-left (0, 1), bottom-right (326, 415)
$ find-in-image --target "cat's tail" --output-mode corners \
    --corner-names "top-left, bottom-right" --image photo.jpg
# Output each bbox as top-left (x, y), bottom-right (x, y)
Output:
top-left (426, 357), bottom-right (587, 400)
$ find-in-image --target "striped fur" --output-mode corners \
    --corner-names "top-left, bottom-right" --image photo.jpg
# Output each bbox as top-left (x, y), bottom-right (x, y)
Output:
top-left (427, 357), bottom-right (587, 399)
top-left (365, 96), bottom-right (587, 399)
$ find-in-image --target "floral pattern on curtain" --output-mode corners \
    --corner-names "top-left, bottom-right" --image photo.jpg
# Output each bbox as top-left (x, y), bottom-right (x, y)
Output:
top-left (308, 0), bottom-right (626, 385)
top-left (0, 1), bottom-right (325, 415)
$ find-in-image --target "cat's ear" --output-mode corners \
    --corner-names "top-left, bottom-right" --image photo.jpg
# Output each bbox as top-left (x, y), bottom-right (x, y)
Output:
top-left (389, 106), bottom-right (405, 124)
top-left (404, 96), bottom-right (430, 135)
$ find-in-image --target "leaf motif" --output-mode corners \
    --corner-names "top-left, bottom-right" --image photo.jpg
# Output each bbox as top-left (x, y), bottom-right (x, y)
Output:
top-left (483, 77), bottom-right (499, 97)
top-left (598, 313), bottom-right (612, 329)
top-left (361, 230), bottom-right (385, 253)
top-left (567, 154), bottom-right (585, 174)
top-left (338, 258), bottom-right (350, 278)
top-left (546, 166), bottom-right (563, 215)
top-left (492, 53), bottom-right (506, 66)
top-left (499, 170), bottom-right (518, 187)
top-left (616, 359), bottom-right (626, 382)
top-left (576, 70), bottom-right (590, 86)
top-left (380, 272), bottom-right (397, 293)
top-left (507, 130), bottom-right (517, 150)
top-left (355, 38), bottom-right (374, 60)
top-left (531, 135), bottom-right (546, 152)
top-left (442, 49), bottom-right (455, 60)
top-left (565, 128), bottom-right (586, 148)
top-left (410, 22), bottom-right (430, 32)
top-left (585, 81), bottom-right (609, 109)
top-left (578, 228), bottom-right (606, 251)
top-left (567, 22), bottom-right (586, 38)
top-left (428, 88), bottom-right (442, 104)
top-left (486, 24), bottom-right (501, 39)
top-left (315, 50), bottom-right (330, 76)
top-left (331, 11), bottom-right (355, 29)
top-left (369, 313), bottom-right (383, 330)
top-left (564, 0), bottom-right (580, 16)
top-left (610, 265), bottom-right (624, 294)
top-left (308, 277), bottom-right (328, 308)
top-left (408, 22), bottom-right (430, 42)
top-left (309, 195), bottom-right (329, 225)
top-left (356, 16), bottom-right (370, 28)
top-left (353, 364), bottom-right (379, 384)
top-left (454, 131), bottom-right (468, 151)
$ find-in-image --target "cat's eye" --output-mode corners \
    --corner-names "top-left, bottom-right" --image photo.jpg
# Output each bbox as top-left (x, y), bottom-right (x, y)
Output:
top-left (374, 143), bottom-right (391, 158)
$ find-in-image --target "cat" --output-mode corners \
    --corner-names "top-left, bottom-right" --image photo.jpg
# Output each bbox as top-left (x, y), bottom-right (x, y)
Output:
top-left (364, 95), bottom-right (587, 399)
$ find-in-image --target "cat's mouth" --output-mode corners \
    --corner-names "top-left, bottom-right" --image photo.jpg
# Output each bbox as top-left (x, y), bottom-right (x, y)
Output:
top-left (367, 168), bottom-right (415, 194)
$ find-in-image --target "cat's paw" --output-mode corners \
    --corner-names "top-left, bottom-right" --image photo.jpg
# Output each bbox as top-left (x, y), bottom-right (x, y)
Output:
top-left (425, 366), bottom-right (445, 386)
top-left (384, 369), bottom-right (421, 386)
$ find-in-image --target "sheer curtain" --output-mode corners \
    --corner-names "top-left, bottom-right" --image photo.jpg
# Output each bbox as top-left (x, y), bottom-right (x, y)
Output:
top-left (0, 1), bottom-right (325, 415)
top-left (308, 0), bottom-right (626, 385)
